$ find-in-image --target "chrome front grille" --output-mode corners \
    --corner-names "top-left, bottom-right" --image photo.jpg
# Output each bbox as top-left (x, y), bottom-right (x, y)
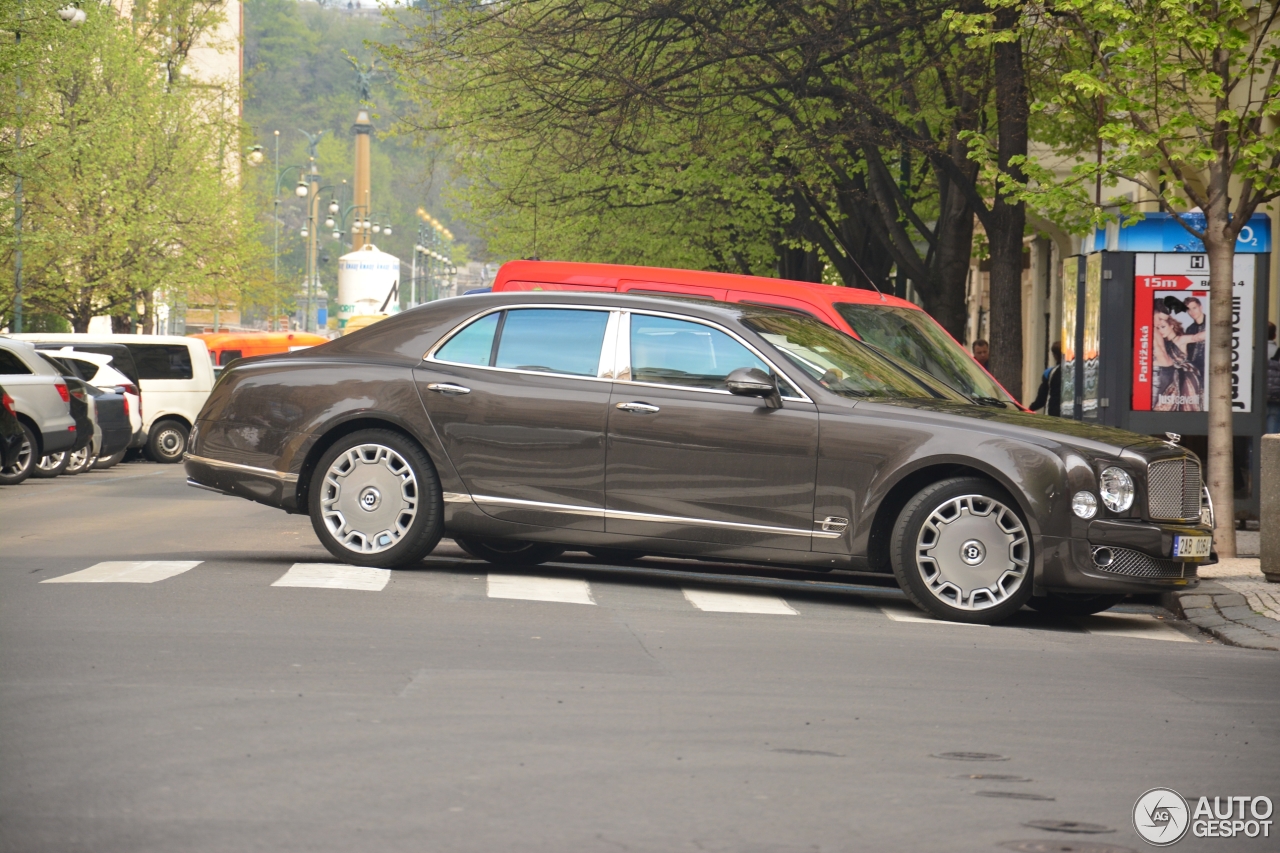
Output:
top-left (1093, 547), bottom-right (1194, 580)
top-left (1147, 457), bottom-right (1202, 521)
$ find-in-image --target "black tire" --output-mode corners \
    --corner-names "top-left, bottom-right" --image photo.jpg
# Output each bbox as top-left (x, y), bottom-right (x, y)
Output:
top-left (890, 476), bottom-right (1034, 624)
top-left (453, 537), bottom-right (566, 566)
top-left (147, 420), bottom-right (189, 463)
top-left (308, 429), bottom-right (444, 568)
top-left (64, 447), bottom-right (96, 475)
top-left (1026, 592), bottom-right (1126, 617)
top-left (0, 423), bottom-right (37, 485)
top-left (585, 548), bottom-right (647, 563)
top-left (93, 447), bottom-right (128, 470)
top-left (32, 451), bottom-right (69, 479)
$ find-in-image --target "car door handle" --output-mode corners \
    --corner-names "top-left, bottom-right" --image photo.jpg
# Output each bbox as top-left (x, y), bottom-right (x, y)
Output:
top-left (426, 382), bottom-right (471, 395)
top-left (616, 401), bottom-right (660, 414)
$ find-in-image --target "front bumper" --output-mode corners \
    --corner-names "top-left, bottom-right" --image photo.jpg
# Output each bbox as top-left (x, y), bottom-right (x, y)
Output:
top-left (1038, 519), bottom-right (1212, 595)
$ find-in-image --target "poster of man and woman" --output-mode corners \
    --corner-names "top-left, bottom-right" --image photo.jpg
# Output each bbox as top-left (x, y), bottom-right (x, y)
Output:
top-left (1131, 253), bottom-right (1256, 413)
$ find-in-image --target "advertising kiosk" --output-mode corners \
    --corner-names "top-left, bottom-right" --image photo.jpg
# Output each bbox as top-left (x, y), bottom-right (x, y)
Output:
top-left (1060, 212), bottom-right (1272, 520)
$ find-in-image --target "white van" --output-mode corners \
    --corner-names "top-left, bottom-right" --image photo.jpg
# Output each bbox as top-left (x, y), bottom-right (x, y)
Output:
top-left (12, 333), bottom-right (214, 463)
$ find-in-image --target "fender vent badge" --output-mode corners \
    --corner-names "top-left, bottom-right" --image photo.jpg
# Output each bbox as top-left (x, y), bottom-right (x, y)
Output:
top-left (820, 516), bottom-right (849, 533)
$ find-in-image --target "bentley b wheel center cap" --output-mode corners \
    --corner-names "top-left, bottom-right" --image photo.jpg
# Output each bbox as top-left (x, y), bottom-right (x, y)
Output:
top-left (960, 539), bottom-right (986, 565)
top-left (359, 486), bottom-right (382, 511)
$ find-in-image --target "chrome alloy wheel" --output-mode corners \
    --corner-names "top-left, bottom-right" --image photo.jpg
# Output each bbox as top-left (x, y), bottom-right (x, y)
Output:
top-left (3, 436), bottom-right (32, 476)
top-left (915, 494), bottom-right (1029, 611)
top-left (319, 443), bottom-right (419, 554)
top-left (35, 452), bottom-right (66, 473)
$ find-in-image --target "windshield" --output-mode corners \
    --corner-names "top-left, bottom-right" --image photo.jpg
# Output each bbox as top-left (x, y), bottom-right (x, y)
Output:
top-left (743, 313), bottom-right (967, 401)
top-left (833, 304), bottom-right (1013, 404)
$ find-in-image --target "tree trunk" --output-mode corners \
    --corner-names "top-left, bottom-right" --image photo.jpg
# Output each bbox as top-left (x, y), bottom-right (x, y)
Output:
top-left (923, 182), bottom-right (975, 341)
top-left (1204, 225), bottom-right (1237, 557)
top-left (986, 5), bottom-right (1029, 402)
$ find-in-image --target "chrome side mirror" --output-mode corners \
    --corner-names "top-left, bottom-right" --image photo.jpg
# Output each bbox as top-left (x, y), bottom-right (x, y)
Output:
top-left (725, 367), bottom-right (781, 409)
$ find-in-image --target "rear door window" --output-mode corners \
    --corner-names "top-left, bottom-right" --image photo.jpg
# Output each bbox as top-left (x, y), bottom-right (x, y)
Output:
top-left (434, 308), bottom-right (610, 378)
top-left (128, 344), bottom-right (194, 380)
top-left (494, 309), bottom-right (609, 376)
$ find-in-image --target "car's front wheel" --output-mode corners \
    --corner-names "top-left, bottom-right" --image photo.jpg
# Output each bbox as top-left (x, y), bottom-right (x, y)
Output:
top-left (308, 429), bottom-right (443, 568)
top-left (454, 537), bottom-right (565, 566)
top-left (890, 476), bottom-right (1033, 624)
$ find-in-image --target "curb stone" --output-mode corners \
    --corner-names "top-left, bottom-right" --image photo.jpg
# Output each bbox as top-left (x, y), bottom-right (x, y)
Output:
top-left (1163, 580), bottom-right (1280, 651)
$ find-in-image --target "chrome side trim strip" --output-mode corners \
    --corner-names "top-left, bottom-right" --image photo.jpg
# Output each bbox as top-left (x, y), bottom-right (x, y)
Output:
top-left (471, 494), bottom-right (605, 518)
top-left (465, 492), bottom-right (831, 539)
top-left (183, 453), bottom-right (299, 483)
top-left (442, 492), bottom-right (473, 504)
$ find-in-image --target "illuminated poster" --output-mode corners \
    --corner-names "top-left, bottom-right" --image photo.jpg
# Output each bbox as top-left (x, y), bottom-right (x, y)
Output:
top-left (1060, 256), bottom-right (1079, 417)
top-left (1081, 254), bottom-right (1102, 418)
top-left (1131, 253), bottom-right (1254, 412)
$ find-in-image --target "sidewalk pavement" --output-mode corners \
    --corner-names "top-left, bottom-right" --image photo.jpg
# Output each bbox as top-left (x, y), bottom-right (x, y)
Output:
top-left (1163, 531), bottom-right (1280, 650)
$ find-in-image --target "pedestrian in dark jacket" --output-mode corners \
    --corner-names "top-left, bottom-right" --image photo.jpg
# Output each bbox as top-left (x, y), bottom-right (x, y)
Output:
top-left (1029, 341), bottom-right (1063, 417)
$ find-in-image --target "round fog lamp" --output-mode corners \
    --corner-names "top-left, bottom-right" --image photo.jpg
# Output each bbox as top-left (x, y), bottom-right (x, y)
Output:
top-left (1072, 491), bottom-right (1098, 519)
top-left (1099, 466), bottom-right (1135, 513)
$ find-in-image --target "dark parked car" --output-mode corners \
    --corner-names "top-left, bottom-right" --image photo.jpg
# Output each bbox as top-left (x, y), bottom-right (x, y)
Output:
top-left (185, 293), bottom-right (1213, 624)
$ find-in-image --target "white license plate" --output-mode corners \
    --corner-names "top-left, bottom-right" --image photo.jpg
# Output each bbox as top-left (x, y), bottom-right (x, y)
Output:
top-left (1173, 535), bottom-right (1212, 559)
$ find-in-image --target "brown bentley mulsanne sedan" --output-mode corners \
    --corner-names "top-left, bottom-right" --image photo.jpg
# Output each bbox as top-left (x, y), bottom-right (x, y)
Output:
top-left (185, 292), bottom-right (1212, 624)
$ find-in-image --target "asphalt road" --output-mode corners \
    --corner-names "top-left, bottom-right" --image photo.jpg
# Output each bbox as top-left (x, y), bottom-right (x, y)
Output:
top-left (2, 463), bottom-right (1278, 853)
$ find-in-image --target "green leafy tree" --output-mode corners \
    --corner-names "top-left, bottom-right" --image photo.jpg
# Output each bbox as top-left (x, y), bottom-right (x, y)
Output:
top-left (1, 0), bottom-right (266, 332)
top-left (1016, 0), bottom-right (1280, 555)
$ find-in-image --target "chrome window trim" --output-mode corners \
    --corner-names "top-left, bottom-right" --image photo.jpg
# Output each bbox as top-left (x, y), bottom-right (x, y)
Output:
top-left (619, 308), bottom-right (812, 403)
top-left (184, 453), bottom-right (299, 483)
top-left (424, 303), bottom-right (618, 383)
top-left (445, 491), bottom-right (838, 538)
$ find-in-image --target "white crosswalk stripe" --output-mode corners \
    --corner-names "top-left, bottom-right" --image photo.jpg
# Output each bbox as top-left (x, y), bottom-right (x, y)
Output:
top-left (487, 574), bottom-right (595, 605)
top-left (682, 587), bottom-right (797, 615)
top-left (41, 561), bottom-right (203, 584)
top-left (1077, 612), bottom-right (1196, 642)
top-left (272, 563), bottom-right (391, 592)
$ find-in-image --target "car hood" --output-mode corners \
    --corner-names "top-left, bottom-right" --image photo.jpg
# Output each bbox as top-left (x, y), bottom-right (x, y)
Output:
top-left (864, 399), bottom-right (1173, 458)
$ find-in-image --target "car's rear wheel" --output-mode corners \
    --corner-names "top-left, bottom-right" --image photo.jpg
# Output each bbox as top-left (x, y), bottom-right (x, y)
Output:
top-left (1026, 592), bottom-right (1125, 617)
top-left (891, 476), bottom-right (1033, 624)
top-left (0, 424), bottom-right (36, 485)
top-left (585, 548), bottom-right (647, 563)
top-left (33, 451), bottom-right (69, 478)
top-left (65, 447), bottom-right (96, 475)
top-left (147, 420), bottom-right (189, 463)
top-left (308, 429), bottom-right (443, 568)
top-left (454, 537), bottom-right (566, 566)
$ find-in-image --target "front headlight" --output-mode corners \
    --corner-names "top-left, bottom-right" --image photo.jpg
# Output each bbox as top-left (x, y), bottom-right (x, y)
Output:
top-left (1072, 491), bottom-right (1098, 519)
top-left (1099, 466), bottom-right (1135, 513)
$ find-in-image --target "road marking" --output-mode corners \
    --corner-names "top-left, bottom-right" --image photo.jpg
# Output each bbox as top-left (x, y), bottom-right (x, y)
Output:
top-left (1077, 612), bottom-right (1196, 643)
top-left (41, 560), bottom-right (203, 584)
top-left (272, 563), bottom-right (390, 592)
top-left (682, 587), bottom-right (797, 615)
top-left (878, 604), bottom-right (987, 626)
top-left (487, 574), bottom-right (595, 605)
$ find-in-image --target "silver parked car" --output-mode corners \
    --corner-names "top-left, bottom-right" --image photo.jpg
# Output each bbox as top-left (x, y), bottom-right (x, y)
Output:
top-left (0, 338), bottom-right (77, 485)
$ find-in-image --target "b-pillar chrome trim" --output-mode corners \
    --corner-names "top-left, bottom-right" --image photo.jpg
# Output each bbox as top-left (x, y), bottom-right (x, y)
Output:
top-left (442, 492), bottom-right (843, 539)
top-left (184, 453), bottom-right (300, 483)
